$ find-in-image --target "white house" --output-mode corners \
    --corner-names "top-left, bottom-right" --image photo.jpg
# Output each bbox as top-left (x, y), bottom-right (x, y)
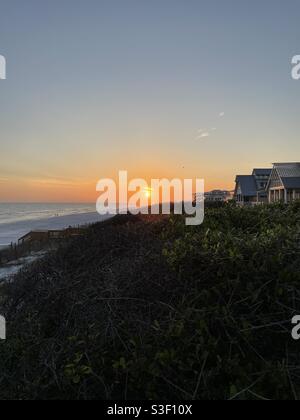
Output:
top-left (266, 163), bottom-right (300, 203)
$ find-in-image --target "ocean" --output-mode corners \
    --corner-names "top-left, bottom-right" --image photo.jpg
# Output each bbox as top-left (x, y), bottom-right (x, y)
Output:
top-left (0, 203), bottom-right (97, 226)
top-left (0, 203), bottom-right (110, 247)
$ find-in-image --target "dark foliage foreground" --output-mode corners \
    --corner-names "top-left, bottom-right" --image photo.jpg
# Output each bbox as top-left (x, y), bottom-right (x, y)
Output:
top-left (0, 203), bottom-right (300, 400)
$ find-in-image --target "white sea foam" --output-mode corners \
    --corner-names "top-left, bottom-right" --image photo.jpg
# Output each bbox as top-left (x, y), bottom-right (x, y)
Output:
top-left (0, 203), bottom-right (113, 246)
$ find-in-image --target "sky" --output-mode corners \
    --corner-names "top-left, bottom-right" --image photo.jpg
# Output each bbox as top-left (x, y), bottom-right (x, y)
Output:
top-left (0, 0), bottom-right (300, 202)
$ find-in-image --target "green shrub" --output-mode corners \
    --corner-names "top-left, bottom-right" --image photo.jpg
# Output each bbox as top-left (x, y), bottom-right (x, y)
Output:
top-left (0, 204), bottom-right (300, 400)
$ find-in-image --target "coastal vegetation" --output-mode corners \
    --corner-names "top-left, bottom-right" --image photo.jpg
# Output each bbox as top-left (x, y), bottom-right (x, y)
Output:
top-left (0, 202), bottom-right (300, 400)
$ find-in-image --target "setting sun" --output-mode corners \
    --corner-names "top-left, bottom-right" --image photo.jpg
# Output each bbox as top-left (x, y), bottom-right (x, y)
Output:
top-left (144, 188), bottom-right (153, 199)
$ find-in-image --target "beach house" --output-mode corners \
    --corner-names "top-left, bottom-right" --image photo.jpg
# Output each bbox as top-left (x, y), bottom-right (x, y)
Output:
top-left (204, 190), bottom-right (233, 202)
top-left (234, 168), bottom-right (271, 206)
top-left (266, 163), bottom-right (300, 203)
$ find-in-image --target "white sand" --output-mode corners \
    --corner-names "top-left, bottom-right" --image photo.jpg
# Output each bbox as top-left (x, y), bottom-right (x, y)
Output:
top-left (0, 252), bottom-right (46, 281)
top-left (0, 212), bottom-right (113, 282)
top-left (0, 212), bottom-right (113, 247)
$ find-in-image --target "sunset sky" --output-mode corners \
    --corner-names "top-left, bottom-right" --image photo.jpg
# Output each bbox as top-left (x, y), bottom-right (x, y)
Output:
top-left (0, 0), bottom-right (300, 202)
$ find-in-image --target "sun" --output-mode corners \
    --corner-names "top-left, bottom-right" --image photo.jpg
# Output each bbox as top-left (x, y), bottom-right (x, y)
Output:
top-left (144, 188), bottom-right (153, 199)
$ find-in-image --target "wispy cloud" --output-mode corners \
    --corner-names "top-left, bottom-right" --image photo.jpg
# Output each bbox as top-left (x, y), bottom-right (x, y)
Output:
top-left (197, 131), bottom-right (210, 139)
top-left (196, 111), bottom-right (225, 141)
top-left (196, 127), bottom-right (214, 140)
top-left (29, 177), bottom-right (92, 188)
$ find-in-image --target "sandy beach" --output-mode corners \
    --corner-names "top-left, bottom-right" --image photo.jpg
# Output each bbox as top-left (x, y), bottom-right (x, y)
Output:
top-left (0, 211), bottom-right (113, 281)
top-left (0, 251), bottom-right (47, 281)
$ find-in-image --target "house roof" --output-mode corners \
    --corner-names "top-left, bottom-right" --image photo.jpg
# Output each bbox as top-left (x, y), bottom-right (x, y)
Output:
top-left (265, 163), bottom-right (300, 191)
top-left (281, 177), bottom-right (300, 189)
top-left (205, 190), bottom-right (231, 195)
top-left (252, 168), bottom-right (272, 176)
top-left (235, 175), bottom-right (257, 197)
top-left (273, 163), bottom-right (300, 178)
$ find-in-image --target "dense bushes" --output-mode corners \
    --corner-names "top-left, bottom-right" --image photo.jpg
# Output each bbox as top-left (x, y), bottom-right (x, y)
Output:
top-left (0, 204), bottom-right (300, 400)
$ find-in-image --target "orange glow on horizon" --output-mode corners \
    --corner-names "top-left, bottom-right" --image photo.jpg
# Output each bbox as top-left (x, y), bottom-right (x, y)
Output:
top-left (0, 170), bottom-right (236, 203)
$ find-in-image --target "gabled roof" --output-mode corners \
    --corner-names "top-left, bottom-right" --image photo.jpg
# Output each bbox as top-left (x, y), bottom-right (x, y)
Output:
top-left (252, 168), bottom-right (272, 177)
top-left (281, 177), bottom-right (300, 189)
top-left (273, 163), bottom-right (300, 178)
top-left (235, 175), bottom-right (257, 197)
